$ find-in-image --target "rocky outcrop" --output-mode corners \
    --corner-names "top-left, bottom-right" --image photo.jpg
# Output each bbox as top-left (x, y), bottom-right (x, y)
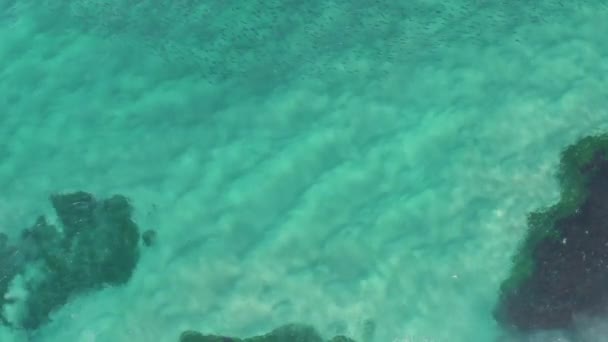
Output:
top-left (0, 191), bottom-right (144, 330)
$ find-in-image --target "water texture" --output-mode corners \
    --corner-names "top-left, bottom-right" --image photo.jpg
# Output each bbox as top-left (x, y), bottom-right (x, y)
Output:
top-left (1, 0), bottom-right (608, 341)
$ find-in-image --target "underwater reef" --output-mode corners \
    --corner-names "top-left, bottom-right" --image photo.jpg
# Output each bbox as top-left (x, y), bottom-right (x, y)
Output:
top-left (0, 191), bottom-right (145, 330)
top-left (179, 323), bottom-right (357, 342)
top-left (495, 133), bottom-right (608, 331)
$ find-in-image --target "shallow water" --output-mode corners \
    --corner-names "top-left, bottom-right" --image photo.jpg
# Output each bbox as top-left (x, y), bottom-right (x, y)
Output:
top-left (1, 1), bottom-right (608, 341)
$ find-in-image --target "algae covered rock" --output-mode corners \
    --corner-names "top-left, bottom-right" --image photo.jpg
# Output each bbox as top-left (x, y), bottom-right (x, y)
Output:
top-left (142, 229), bottom-right (158, 247)
top-left (0, 191), bottom-right (144, 330)
top-left (328, 336), bottom-right (356, 342)
top-left (179, 323), bottom-right (356, 342)
top-left (0, 233), bottom-right (20, 325)
top-left (495, 134), bottom-right (608, 331)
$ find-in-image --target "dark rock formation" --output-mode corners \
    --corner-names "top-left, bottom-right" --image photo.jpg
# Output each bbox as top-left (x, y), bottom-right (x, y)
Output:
top-left (0, 191), bottom-right (143, 330)
top-left (0, 232), bottom-right (21, 325)
top-left (179, 323), bottom-right (357, 342)
top-left (495, 134), bottom-right (608, 331)
top-left (142, 229), bottom-right (157, 247)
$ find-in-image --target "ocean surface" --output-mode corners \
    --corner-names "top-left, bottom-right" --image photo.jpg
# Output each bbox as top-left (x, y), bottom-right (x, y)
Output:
top-left (1, 1), bottom-right (608, 341)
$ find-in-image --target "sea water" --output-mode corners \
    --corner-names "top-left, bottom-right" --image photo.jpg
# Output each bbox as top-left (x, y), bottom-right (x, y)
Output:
top-left (1, 1), bottom-right (608, 341)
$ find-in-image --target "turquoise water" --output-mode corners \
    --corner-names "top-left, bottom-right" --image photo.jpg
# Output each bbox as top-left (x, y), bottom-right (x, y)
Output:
top-left (1, 1), bottom-right (608, 341)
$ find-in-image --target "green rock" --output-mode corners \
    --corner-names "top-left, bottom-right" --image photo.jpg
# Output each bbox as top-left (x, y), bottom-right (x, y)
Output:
top-left (179, 323), bottom-right (357, 342)
top-left (328, 336), bottom-right (356, 342)
top-left (0, 191), bottom-right (144, 330)
top-left (495, 133), bottom-right (608, 331)
top-left (142, 229), bottom-right (157, 247)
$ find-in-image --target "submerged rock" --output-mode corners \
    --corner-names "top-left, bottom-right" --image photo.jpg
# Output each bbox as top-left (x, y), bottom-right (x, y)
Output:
top-left (142, 229), bottom-right (157, 247)
top-left (495, 134), bottom-right (608, 331)
top-left (0, 191), bottom-right (143, 330)
top-left (179, 323), bottom-right (356, 342)
top-left (0, 233), bottom-right (21, 325)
